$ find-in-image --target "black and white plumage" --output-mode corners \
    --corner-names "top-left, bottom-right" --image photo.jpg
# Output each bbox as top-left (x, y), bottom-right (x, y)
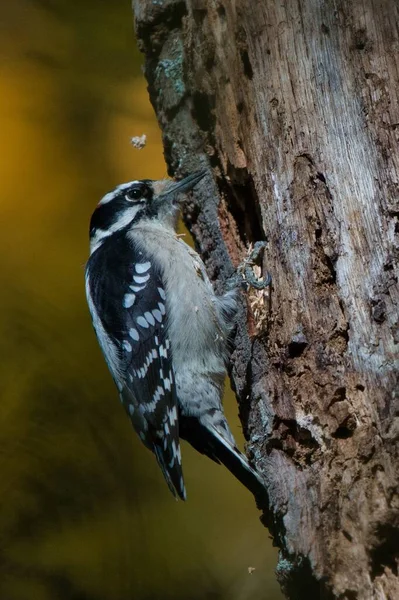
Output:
top-left (85, 171), bottom-right (266, 500)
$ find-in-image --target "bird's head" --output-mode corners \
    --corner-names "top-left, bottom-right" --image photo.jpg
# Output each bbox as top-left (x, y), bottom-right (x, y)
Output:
top-left (89, 170), bottom-right (206, 253)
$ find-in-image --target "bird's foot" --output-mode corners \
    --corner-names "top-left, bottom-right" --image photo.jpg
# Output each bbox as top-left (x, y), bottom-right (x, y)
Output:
top-left (227, 241), bottom-right (271, 291)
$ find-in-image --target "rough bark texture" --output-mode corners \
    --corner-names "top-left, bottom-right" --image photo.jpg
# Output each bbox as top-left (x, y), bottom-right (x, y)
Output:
top-left (133, 1), bottom-right (399, 598)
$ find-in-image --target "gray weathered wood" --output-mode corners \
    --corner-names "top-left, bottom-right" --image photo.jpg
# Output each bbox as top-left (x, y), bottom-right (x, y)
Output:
top-left (133, 1), bottom-right (399, 598)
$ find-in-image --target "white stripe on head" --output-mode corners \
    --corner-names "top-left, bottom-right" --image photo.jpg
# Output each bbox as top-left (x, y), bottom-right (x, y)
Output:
top-left (90, 204), bottom-right (144, 254)
top-left (99, 181), bottom-right (140, 205)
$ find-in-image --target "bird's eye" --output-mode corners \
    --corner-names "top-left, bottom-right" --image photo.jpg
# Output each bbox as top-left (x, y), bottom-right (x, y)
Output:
top-left (125, 188), bottom-right (143, 202)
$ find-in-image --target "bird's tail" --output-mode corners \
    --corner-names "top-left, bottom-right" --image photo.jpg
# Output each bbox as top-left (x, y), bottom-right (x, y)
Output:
top-left (180, 417), bottom-right (267, 501)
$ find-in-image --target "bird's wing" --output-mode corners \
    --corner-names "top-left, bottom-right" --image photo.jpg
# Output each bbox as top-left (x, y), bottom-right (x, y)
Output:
top-left (86, 239), bottom-right (185, 499)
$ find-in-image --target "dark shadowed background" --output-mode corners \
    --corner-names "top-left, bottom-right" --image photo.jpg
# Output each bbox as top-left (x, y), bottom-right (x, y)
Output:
top-left (0, 1), bottom-right (282, 598)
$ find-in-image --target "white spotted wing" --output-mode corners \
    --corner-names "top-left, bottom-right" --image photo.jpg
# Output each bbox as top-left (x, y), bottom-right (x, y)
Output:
top-left (86, 242), bottom-right (185, 499)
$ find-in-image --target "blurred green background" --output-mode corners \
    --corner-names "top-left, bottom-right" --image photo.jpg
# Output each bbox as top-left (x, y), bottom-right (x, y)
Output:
top-left (0, 1), bottom-right (282, 599)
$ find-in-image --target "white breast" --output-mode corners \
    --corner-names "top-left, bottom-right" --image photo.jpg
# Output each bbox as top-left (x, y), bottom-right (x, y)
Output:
top-left (130, 223), bottom-right (228, 377)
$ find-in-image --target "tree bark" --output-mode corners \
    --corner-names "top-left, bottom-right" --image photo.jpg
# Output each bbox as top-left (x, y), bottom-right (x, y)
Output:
top-left (133, 1), bottom-right (399, 598)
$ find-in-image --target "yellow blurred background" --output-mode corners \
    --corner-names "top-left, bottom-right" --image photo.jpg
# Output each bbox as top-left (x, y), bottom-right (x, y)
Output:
top-left (0, 2), bottom-right (282, 599)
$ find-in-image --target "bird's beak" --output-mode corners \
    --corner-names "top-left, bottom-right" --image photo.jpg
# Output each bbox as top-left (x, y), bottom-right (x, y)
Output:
top-left (168, 169), bottom-right (207, 196)
top-left (155, 169), bottom-right (207, 204)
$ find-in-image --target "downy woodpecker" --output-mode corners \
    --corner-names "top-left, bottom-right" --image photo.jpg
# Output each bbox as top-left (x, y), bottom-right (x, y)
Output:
top-left (85, 170), bottom-right (267, 500)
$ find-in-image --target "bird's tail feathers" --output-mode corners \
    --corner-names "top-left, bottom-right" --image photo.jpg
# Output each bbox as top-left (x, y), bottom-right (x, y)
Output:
top-left (180, 416), bottom-right (267, 501)
top-left (206, 425), bottom-right (267, 500)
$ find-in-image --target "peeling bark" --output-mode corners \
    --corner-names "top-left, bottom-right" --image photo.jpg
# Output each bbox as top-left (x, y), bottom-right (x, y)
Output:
top-left (133, 1), bottom-right (399, 598)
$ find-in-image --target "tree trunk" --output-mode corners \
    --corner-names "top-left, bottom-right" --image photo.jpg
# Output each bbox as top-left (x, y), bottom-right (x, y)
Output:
top-left (133, 1), bottom-right (399, 598)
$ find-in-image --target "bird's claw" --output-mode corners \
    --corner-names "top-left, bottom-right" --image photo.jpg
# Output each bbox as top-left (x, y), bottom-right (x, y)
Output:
top-left (227, 241), bottom-right (272, 291)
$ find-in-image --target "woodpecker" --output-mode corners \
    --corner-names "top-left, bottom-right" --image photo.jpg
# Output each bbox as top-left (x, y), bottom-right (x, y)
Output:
top-left (85, 170), bottom-right (267, 500)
